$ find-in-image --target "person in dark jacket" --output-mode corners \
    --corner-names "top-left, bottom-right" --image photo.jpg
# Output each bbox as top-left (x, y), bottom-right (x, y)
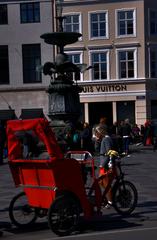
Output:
top-left (80, 122), bottom-right (93, 153)
top-left (119, 118), bottom-right (132, 156)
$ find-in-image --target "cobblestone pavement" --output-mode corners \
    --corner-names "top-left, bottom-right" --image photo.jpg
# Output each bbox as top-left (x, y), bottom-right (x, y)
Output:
top-left (0, 144), bottom-right (157, 238)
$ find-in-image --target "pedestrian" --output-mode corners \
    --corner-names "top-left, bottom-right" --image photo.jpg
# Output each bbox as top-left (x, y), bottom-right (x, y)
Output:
top-left (110, 121), bottom-right (123, 153)
top-left (64, 129), bottom-right (73, 150)
top-left (80, 122), bottom-right (93, 153)
top-left (143, 120), bottom-right (153, 146)
top-left (119, 118), bottom-right (132, 156)
top-left (0, 121), bottom-right (7, 165)
top-left (95, 125), bottom-right (113, 208)
top-left (93, 117), bottom-right (108, 153)
top-left (71, 121), bottom-right (82, 150)
top-left (132, 123), bottom-right (140, 144)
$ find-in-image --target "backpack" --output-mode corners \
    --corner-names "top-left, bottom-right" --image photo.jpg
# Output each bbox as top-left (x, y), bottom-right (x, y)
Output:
top-left (73, 132), bottom-right (80, 143)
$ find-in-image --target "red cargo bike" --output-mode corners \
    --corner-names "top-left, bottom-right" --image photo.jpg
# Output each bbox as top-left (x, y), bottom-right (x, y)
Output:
top-left (7, 118), bottom-right (138, 236)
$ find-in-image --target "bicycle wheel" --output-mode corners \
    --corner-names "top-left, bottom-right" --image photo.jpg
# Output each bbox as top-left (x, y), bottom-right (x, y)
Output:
top-left (48, 195), bottom-right (80, 236)
top-left (9, 192), bottom-right (37, 227)
top-left (113, 180), bottom-right (138, 216)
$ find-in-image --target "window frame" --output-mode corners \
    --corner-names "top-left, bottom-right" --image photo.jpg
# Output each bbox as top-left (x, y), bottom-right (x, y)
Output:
top-left (148, 46), bottom-right (157, 78)
top-left (65, 51), bottom-right (83, 82)
top-left (0, 45), bottom-right (10, 85)
top-left (89, 10), bottom-right (109, 40)
top-left (149, 8), bottom-right (157, 36)
top-left (115, 8), bottom-right (136, 38)
top-left (22, 44), bottom-right (42, 84)
top-left (0, 4), bottom-right (8, 25)
top-left (89, 49), bottom-right (110, 81)
top-left (63, 12), bottom-right (82, 35)
top-left (116, 47), bottom-right (137, 80)
top-left (20, 2), bottom-right (40, 24)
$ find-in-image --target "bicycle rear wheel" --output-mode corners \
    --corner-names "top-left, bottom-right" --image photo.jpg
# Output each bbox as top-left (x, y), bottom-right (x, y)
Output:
top-left (48, 195), bottom-right (80, 236)
top-left (9, 192), bottom-right (37, 227)
top-left (113, 180), bottom-right (138, 216)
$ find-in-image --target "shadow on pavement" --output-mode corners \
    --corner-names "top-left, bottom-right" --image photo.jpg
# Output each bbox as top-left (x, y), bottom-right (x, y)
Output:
top-left (79, 214), bottom-right (142, 234)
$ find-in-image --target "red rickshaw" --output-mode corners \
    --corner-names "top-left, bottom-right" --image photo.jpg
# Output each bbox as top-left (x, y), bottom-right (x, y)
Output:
top-left (7, 118), bottom-right (137, 236)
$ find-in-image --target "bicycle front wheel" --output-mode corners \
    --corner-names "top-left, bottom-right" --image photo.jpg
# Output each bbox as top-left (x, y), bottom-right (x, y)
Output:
top-left (9, 192), bottom-right (37, 227)
top-left (113, 180), bottom-right (138, 216)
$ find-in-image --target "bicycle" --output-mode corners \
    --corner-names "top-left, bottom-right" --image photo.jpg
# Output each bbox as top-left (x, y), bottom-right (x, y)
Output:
top-left (87, 150), bottom-right (138, 216)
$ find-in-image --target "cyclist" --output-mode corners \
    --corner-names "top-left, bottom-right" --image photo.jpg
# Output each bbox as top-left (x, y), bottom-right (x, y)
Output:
top-left (95, 126), bottom-right (113, 208)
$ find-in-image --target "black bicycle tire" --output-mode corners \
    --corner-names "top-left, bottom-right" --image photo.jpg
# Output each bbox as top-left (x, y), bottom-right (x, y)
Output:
top-left (112, 180), bottom-right (138, 216)
top-left (48, 195), bottom-right (80, 236)
top-left (9, 192), bottom-right (37, 227)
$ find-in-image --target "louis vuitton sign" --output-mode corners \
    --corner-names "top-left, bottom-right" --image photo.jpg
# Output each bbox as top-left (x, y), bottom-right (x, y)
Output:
top-left (80, 84), bottom-right (127, 93)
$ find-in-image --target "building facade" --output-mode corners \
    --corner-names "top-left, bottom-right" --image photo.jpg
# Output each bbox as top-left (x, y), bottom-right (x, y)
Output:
top-left (0, 0), bottom-right (53, 119)
top-left (1, 0), bottom-right (157, 127)
top-left (62, 0), bottom-right (157, 126)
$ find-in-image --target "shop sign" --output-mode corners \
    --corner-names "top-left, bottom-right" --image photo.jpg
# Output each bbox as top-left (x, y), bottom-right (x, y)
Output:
top-left (81, 84), bottom-right (127, 93)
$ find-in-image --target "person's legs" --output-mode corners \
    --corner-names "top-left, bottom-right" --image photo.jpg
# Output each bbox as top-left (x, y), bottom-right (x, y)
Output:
top-left (122, 137), bottom-right (126, 154)
top-left (125, 137), bottom-right (130, 155)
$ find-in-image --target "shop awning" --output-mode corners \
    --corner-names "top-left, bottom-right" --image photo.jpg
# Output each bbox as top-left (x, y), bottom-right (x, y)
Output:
top-left (20, 108), bottom-right (45, 119)
top-left (0, 109), bottom-right (16, 120)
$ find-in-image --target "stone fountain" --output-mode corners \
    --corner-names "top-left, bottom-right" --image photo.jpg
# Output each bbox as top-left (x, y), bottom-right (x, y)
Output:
top-left (40, 0), bottom-right (83, 150)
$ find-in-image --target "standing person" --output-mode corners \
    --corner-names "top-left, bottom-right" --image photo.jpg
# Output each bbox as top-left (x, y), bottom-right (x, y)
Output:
top-left (0, 121), bottom-right (7, 165)
top-left (93, 117), bottom-right (108, 153)
top-left (132, 123), bottom-right (140, 144)
top-left (95, 126), bottom-right (113, 207)
top-left (143, 120), bottom-right (153, 146)
top-left (80, 122), bottom-right (93, 153)
top-left (119, 118), bottom-right (132, 156)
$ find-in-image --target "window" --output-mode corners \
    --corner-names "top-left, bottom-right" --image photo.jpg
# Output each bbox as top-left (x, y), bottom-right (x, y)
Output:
top-left (0, 4), bottom-right (8, 25)
top-left (90, 11), bottom-right (108, 39)
top-left (67, 53), bottom-right (82, 81)
top-left (117, 9), bottom-right (135, 37)
top-left (22, 44), bottom-right (41, 83)
top-left (0, 46), bottom-right (9, 84)
top-left (117, 49), bottom-right (136, 79)
top-left (150, 48), bottom-right (157, 78)
top-left (91, 51), bottom-right (108, 80)
top-left (63, 14), bottom-right (80, 33)
top-left (150, 10), bottom-right (157, 35)
top-left (20, 2), bottom-right (40, 23)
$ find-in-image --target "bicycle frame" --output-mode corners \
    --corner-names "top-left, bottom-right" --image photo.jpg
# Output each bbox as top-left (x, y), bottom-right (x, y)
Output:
top-left (88, 158), bottom-right (125, 213)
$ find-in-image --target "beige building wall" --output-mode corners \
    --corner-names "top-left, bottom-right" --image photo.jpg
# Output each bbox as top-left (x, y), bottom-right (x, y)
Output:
top-left (63, 0), bottom-right (148, 125)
